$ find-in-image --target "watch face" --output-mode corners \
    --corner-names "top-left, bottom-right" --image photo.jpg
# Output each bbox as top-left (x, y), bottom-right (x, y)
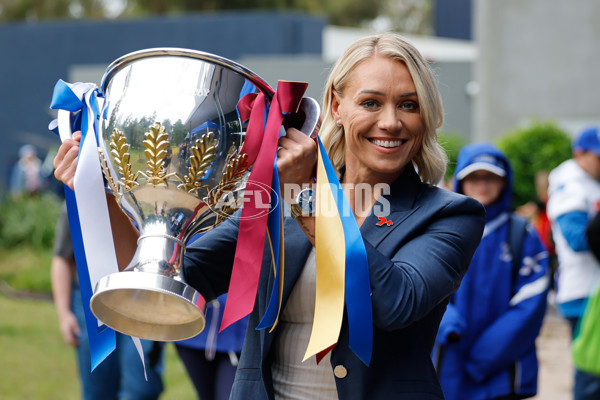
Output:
top-left (297, 188), bottom-right (315, 214)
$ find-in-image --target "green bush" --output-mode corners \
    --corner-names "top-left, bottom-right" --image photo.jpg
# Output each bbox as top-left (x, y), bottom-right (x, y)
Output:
top-left (0, 192), bottom-right (62, 250)
top-left (496, 121), bottom-right (572, 207)
top-left (0, 193), bottom-right (61, 293)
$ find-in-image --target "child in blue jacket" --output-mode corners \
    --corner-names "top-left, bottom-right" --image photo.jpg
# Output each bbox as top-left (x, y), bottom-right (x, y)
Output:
top-left (433, 143), bottom-right (550, 400)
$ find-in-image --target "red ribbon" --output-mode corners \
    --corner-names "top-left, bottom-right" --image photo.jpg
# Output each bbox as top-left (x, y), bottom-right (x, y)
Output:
top-left (221, 81), bottom-right (308, 331)
top-left (237, 92), bottom-right (266, 166)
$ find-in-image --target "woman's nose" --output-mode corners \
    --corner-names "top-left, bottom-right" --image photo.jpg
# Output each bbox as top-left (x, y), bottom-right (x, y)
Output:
top-left (378, 106), bottom-right (402, 132)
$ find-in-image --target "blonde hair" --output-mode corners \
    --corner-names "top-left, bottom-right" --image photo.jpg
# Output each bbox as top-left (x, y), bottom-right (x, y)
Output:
top-left (319, 32), bottom-right (447, 184)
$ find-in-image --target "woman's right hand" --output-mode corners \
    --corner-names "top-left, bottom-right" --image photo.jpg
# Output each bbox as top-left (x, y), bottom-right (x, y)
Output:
top-left (53, 131), bottom-right (82, 190)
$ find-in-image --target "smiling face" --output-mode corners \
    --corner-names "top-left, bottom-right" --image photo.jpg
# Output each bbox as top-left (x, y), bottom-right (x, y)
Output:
top-left (331, 55), bottom-right (425, 185)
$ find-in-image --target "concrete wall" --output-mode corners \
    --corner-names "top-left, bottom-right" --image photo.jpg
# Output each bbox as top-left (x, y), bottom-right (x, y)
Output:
top-left (473, 0), bottom-right (600, 141)
top-left (0, 12), bottom-right (325, 195)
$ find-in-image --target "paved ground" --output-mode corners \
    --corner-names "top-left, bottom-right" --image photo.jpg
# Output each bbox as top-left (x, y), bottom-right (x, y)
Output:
top-left (532, 303), bottom-right (573, 399)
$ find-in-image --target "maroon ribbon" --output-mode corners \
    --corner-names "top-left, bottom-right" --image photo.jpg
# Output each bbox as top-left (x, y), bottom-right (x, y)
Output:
top-left (221, 81), bottom-right (308, 331)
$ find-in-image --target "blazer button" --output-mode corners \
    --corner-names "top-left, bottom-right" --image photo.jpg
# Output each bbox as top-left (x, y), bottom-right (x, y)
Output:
top-left (334, 365), bottom-right (347, 379)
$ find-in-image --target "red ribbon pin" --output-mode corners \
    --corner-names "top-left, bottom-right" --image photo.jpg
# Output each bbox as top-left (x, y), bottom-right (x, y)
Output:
top-left (376, 216), bottom-right (393, 227)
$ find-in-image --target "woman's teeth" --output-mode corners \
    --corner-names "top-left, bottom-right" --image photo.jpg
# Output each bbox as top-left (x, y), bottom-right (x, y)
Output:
top-left (370, 139), bottom-right (404, 148)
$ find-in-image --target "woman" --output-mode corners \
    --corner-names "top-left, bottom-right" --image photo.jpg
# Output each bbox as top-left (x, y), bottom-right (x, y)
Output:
top-left (434, 143), bottom-right (549, 400)
top-left (54, 33), bottom-right (485, 399)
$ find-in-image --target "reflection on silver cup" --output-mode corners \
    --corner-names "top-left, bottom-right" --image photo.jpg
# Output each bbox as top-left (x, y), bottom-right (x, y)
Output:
top-left (88, 48), bottom-right (319, 341)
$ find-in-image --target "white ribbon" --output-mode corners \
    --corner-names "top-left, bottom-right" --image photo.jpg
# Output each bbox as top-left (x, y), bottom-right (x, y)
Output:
top-left (53, 81), bottom-right (148, 377)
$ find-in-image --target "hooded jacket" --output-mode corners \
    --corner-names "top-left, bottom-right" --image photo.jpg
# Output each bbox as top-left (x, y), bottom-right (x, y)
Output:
top-left (434, 143), bottom-right (550, 400)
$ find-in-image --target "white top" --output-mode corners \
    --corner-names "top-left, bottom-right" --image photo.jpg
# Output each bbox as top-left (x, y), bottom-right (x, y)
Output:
top-left (271, 247), bottom-right (338, 400)
top-left (547, 159), bottom-right (600, 303)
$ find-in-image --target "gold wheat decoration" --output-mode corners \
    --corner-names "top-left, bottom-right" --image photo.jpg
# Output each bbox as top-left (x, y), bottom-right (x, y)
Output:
top-left (98, 147), bottom-right (119, 195)
top-left (179, 132), bottom-right (219, 193)
top-left (109, 128), bottom-right (139, 191)
top-left (209, 153), bottom-right (249, 220)
top-left (142, 122), bottom-right (175, 186)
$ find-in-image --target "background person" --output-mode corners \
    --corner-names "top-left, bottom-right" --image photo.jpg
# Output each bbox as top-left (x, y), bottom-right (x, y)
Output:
top-left (433, 142), bottom-right (550, 400)
top-left (516, 169), bottom-right (556, 273)
top-left (53, 32), bottom-right (486, 399)
top-left (586, 212), bottom-right (600, 262)
top-left (9, 144), bottom-right (42, 198)
top-left (51, 203), bottom-right (164, 400)
top-left (174, 294), bottom-right (247, 400)
top-left (547, 126), bottom-right (600, 400)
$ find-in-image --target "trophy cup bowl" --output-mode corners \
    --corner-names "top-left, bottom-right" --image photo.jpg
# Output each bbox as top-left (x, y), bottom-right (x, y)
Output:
top-left (88, 48), bottom-right (319, 341)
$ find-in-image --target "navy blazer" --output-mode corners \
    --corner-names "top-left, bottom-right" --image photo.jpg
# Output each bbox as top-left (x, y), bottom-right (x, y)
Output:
top-left (183, 165), bottom-right (485, 400)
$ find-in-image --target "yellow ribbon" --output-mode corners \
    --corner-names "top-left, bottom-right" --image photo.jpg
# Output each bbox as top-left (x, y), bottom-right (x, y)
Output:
top-left (303, 151), bottom-right (346, 361)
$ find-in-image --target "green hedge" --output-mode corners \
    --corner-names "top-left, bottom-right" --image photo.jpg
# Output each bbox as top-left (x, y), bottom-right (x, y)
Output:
top-left (0, 193), bottom-right (62, 250)
top-left (0, 193), bottom-right (61, 293)
top-left (496, 121), bottom-right (572, 207)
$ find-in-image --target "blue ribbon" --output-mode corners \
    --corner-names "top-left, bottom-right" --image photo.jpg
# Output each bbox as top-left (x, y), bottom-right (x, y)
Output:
top-left (317, 137), bottom-right (373, 365)
top-left (64, 187), bottom-right (116, 369)
top-left (50, 80), bottom-right (116, 370)
top-left (256, 156), bottom-right (283, 330)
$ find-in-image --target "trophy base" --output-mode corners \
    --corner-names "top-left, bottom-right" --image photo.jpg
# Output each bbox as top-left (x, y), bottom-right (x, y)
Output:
top-left (90, 271), bottom-right (206, 341)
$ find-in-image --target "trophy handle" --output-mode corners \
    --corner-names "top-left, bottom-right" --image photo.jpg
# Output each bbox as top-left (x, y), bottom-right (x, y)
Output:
top-left (298, 97), bottom-right (321, 138)
top-left (287, 97), bottom-right (321, 139)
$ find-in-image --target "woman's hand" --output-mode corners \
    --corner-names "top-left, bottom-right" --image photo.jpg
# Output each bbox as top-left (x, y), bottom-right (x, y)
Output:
top-left (276, 127), bottom-right (317, 203)
top-left (277, 127), bottom-right (318, 242)
top-left (53, 131), bottom-right (82, 190)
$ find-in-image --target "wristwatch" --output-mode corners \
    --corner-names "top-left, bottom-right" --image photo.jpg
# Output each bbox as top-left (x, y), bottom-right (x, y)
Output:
top-left (290, 187), bottom-right (315, 218)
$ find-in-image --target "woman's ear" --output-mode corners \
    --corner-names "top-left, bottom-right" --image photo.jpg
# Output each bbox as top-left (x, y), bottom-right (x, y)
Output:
top-left (331, 89), bottom-right (341, 121)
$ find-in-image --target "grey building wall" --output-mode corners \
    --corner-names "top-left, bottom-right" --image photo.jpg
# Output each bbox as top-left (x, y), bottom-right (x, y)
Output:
top-left (0, 12), bottom-right (325, 195)
top-left (473, 0), bottom-right (600, 141)
top-left (432, 60), bottom-right (474, 138)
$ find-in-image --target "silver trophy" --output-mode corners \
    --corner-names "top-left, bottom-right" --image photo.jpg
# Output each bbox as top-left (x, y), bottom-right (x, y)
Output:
top-left (80, 48), bottom-right (319, 341)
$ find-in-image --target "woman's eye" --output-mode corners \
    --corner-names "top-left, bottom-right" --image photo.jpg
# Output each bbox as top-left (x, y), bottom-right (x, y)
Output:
top-left (361, 100), bottom-right (378, 109)
top-left (400, 101), bottom-right (419, 111)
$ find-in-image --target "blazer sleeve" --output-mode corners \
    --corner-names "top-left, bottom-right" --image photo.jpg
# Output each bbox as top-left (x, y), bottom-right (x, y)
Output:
top-left (181, 216), bottom-right (241, 302)
top-left (367, 194), bottom-right (485, 331)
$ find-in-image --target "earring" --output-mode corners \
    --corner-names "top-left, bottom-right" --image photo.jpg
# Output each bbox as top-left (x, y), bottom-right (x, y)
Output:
top-left (336, 119), bottom-right (342, 127)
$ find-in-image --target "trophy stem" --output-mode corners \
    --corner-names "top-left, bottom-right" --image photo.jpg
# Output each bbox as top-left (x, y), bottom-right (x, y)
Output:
top-left (133, 232), bottom-right (184, 277)
top-left (89, 221), bottom-right (206, 341)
